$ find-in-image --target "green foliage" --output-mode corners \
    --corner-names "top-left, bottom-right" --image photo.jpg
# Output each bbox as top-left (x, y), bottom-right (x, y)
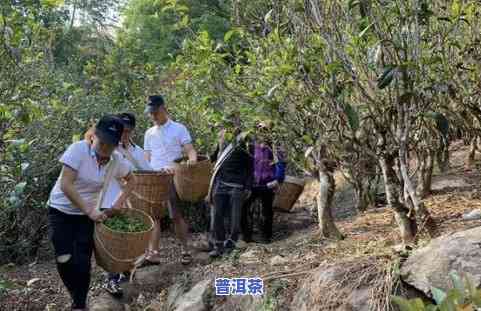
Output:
top-left (0, 277), bottom-right (13, 296)
top-left (392, 273), bottom-right (481, 310)
top-left (117, 0), bottom-right (230, 65)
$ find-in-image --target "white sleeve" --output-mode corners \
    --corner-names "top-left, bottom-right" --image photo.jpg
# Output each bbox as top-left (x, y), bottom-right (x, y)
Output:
top-left (178, 124), bottom-right (192, 146)
top-left (115, 157), bottom-right (133, 179)
top-left (133, 146), bottom-right (152, 170)
top-left (144, 130), bottom-right (152, 151)
top-left (59, 142), bottom-right (85, 171)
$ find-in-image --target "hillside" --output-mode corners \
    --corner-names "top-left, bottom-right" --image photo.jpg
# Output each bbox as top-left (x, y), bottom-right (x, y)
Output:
top-left (1, 141), bottom-right (480, 310)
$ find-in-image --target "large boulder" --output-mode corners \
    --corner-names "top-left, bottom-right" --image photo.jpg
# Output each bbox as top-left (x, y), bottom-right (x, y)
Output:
top-left (291, 258), bottom-right (419, 311)
top-left (400, 226), bottom-right (481, 297)
top-left (168, 278), bottom-right (214, 311)
top-left (291, 264), bottom-right (345, 311)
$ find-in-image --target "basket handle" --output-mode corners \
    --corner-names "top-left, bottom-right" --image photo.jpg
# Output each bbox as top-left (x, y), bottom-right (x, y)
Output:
top-left (131, 190), bottom-right (170, 204)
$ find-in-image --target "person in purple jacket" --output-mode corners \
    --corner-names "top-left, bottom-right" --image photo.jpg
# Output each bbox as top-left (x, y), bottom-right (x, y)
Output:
top-left (241, 121), bottom-right (286, 244)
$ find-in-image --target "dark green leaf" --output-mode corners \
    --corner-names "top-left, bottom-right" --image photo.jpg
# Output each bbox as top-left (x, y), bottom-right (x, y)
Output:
top-left (437, 17), bottom-right (452, 23)
top-left (15, 182), bottom-right (27, 194)
top-left (377, 66), bottom-right (397, 89)
top-left (348, 0), bottom-right (361, 10)
top-left (342, 103), bottom-right (359, 131)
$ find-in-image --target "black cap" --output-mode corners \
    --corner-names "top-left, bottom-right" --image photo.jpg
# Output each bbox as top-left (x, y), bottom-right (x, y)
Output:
top-left (144, 95), bottom-right (165, 113)
top-left (117, 112), bottom-right (136, 129)
top-left (95, 115), bottom-right (124, 146)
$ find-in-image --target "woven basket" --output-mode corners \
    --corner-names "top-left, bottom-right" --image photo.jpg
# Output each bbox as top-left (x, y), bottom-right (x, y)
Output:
top-left (128, 171), bottom-right (173, 220)
top-left (94, 208), bottom-right (154, 273)
top-left (273, 176), bottom-right (305, 212)
top-left (173, 155), bottom-right (213, 203)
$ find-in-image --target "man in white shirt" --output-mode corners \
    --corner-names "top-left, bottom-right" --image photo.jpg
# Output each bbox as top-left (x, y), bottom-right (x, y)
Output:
top-left (144, 95), bottom-right (197, 265)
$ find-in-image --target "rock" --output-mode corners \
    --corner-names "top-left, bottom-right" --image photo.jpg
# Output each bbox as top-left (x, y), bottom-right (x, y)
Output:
top-left (193, 251), bottom-right (211, 265)
top-left (462, 209), bottom-right (481, 221)
top-left (172, 279), bottom-right (213, 311)
top-left (239, 249), bottom-right (261, 265)
top-left (134, 262), bottom-right (185, 290)
top-left (191, 233), bottom-right (210, 251)
top-left (144, 301), bottom-right (162, 311)
top-left (236, 240), bottom-right (248, 250)
top-left (401, 226), bottom-right (481, 297)
top-left (167, 282), bottom-right (189, 311)
top-left (292, 259), bottom-right (423, 311)
top-left (214, 295), bottom-right (264, 311)
top-left (270, 255), bottom-right (289, 266)
top-left (294, 177), bottom-right (319, 210)
top-left (134, 266), bottom-right (162, 286)
top-left (119, 282), bottom-right (141, 304)
top-left (340, 288), bottom-right (371, 311)
top-left (89, 293), bottom-right (125, 311)
top-left (291, 264), bottom-right (345, 311)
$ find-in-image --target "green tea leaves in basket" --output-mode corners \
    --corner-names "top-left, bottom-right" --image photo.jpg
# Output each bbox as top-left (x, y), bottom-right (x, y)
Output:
top-left (104, 214), bottom-right (150, 233)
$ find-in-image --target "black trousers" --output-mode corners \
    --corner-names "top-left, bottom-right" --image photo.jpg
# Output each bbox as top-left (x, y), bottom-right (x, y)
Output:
top-left (211, 182), bottom-right (245, 247)
top-left (48, 208), bottom-right (94, 309)
top-left (242, 187), bottom-right (274, 241)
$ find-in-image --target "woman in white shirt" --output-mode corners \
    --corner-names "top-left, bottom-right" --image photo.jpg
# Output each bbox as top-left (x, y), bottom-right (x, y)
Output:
top-left (48, 115), bottom-right (135, 311)
top-left (103, 112), bottom-right (151, 297)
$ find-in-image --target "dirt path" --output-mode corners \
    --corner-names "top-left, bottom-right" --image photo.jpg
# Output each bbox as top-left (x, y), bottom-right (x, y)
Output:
top-left (2, 141), bottom-right (481, 310)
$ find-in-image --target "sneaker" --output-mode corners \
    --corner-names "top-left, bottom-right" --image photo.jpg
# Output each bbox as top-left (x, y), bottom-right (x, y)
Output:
top-left (118, 273), bottom-right (130, 284)
top-left (104, 278), bottom-right (123, 298)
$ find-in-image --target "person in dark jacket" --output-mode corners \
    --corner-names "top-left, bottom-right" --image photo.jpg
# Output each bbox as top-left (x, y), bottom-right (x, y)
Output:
top-left (207, 113), bottom-right (254, 257)
top-left (241, 121), bottom-right (286, 243)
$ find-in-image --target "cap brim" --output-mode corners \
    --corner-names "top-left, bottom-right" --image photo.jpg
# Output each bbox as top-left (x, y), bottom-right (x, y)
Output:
top-left (119, 122), bottom-right (134, 130)
top-left (95, 129), bottom-right (120, 146)
top-left (144, 105), bottom-right (159, 114)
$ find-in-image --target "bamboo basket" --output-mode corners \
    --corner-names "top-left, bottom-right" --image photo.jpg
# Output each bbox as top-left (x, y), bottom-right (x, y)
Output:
top-left (273, 176), bottom-right (305, 212)
top-left (128, 171), bottom-right (173, 220)
top-left (94, 208), bottom-right (154, 273)
top-left (173, 155), bottom-right (213, 203)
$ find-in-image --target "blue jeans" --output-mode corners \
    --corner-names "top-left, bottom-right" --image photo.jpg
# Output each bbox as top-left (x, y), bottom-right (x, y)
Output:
top-left (211, 181), bottom-right (246, 247)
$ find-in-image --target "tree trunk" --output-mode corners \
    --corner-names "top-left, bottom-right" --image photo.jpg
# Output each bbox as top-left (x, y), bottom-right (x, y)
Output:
top-left (467, 136), bottom-right (477, 167)
top-left (354, 177), bottom-right (377, 212)
top-left (397, 93), bottom-right (437, 237)
top-left (379, 155), bottom-right (416, 243)
top-left (436, 136), bottom-right (449, 172)
top-left (317, 165), bottom-right (343, 240)
top-left (416, 149), bottom-right (434, 198)
top-left (353, 181), bottom-right (367, 212)
top-left (399, 149), bottom-right (437, 239)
